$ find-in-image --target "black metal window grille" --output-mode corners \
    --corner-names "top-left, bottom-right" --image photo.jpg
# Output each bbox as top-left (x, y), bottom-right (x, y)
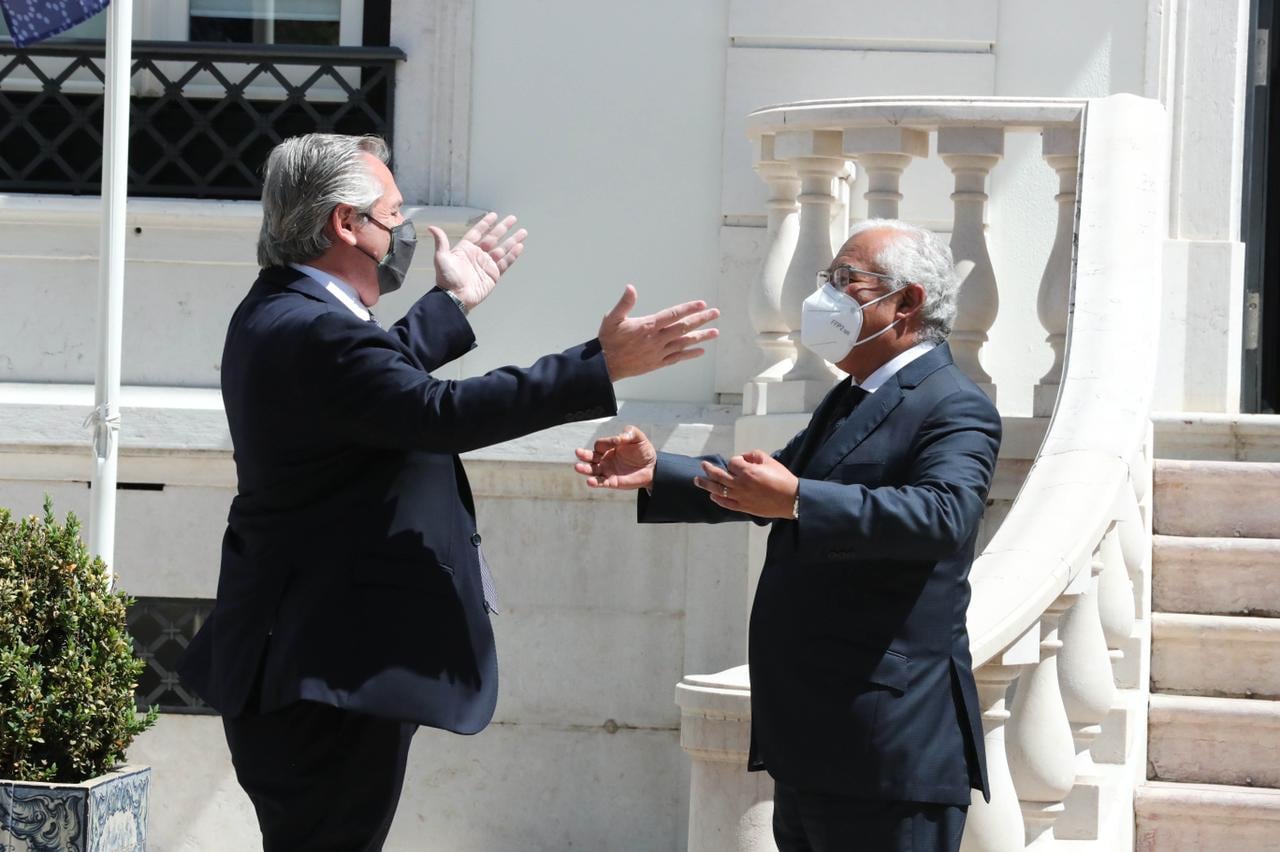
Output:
top-left (0, 39), bottom-right (406, 199)
top-left (127, 596), bottom-right (216, 715)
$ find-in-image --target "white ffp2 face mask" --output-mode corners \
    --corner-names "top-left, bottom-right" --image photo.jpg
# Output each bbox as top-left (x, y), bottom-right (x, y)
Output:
top-left (800, 283), bottom-right (904, 364)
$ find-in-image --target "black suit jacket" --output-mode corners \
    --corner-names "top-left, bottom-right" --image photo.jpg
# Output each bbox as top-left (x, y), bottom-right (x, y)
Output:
top-left (639, 344), bottom-right (999, 805)
top-left (181, 266), bottom-right (617, 734)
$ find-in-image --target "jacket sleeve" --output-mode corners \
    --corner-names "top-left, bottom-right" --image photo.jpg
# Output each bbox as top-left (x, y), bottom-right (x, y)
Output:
top-left (296, 310), bottom-right (618, 454)
top-left (637, 452), bottom-right (758, 525)
top-left (792, 389), bottom-right (1001, 562)
top-left (387, 288), bottom-right (477, 371)
top-left (637, 421), bottom-right (811, 526)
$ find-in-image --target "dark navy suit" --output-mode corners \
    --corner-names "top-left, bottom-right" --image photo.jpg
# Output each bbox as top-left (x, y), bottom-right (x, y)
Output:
top-left (180, 266), bottom-right (616, 849)
top-left (638, 344), bottom-right (999, 850)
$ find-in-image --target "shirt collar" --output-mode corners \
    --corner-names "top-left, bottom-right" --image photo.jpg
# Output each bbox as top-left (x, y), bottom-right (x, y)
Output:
top-left (290, 263), bottom-right (371, 322)
top-left (856, 341), bottom-right (937, 394)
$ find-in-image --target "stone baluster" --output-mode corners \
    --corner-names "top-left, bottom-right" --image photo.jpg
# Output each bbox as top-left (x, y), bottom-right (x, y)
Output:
top-left (842, 126), bottom-right (929, 220)
top-left (1054, 547), bottom-right (1117, 839)
top-left (1131, 447), bottom-right (1149, 504)
top-left (1117, 491), bottom-right (1152, 712)
top-left (1117, 490), bottom-right (1150, 617)
top-left (1096, 525), bottom-right (1135, 671)
top-left (961, 625), bottom-right (1040, 852)
top-left (748, 133), bottom-right (801, 382)
top-left (938, 127), bottom-right (1004, 402)
top-left (1006, 592), bottom-right (1079, 846)
top-left (1033, 126), bottom-right (1081, 416)
top-left (776, 130), bottom-right (846, 386)
top-left (830, 160), bottom-right (854, 255)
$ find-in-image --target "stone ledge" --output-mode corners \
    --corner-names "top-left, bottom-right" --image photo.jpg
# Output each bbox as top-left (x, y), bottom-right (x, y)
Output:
top-left (0, 385), bottom-right (737, 492)
top-left (0, 384), bottom-right (1046, 488)
top-left (1136, 781), bottom-right (1280, 852)
top-left (1153, 535), bottom-right (1280, 617)
top-left (1153, 412), bottom-right (1280, 462)
top-left (1153, 459), bottom-right (1280, 538)
top-left (0, 194), bottom-right (487, 236)
top-left (1148, 693), bottom-right (1280, 788)
top-left (1152, 612), bottom-right (1280, 700)
top-left (1136, 780), bottom-right (1280, 817)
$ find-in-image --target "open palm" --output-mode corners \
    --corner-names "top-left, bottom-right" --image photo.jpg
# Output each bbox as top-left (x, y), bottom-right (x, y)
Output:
top-left (428, 212), bottom-right (527, 311)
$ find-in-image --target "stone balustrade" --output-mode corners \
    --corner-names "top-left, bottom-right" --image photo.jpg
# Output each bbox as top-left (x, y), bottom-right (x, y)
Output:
top-left (677, 95), bottom-right (1168, 850)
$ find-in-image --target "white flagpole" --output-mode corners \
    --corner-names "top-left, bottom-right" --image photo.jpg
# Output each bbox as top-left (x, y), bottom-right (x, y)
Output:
top-left (88, 0), bottom-right (135, 580)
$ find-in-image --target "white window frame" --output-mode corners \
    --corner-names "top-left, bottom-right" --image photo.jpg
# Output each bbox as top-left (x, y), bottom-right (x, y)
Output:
top-left (1, 0), bottom-right (367, 100)
top-left (142, 0), bottom-right (366, 101)
top-left (1, 0), bottom-right (478, 207)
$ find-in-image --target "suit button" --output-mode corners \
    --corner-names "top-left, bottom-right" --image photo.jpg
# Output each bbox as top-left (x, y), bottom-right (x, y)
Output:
top-left (471, 533), bottom-right (482, 546)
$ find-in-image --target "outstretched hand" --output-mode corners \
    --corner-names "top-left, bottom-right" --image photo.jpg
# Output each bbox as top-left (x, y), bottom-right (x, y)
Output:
top-left (693, 450), bottom-right (798, 519)
top-left (573, 426), bottom-right (657, 490)
top-left (427, 212), bottom-right (528, 311)
top-left (598, 286), bottom-right (719, 381)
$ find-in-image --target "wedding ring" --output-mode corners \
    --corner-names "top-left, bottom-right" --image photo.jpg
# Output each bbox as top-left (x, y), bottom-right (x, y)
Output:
top-left (721, 485), bottom-right (729, 497)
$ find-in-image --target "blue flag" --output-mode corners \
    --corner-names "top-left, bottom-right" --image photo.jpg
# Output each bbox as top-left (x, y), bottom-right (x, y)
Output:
top-left (1, 0), bottom-right (109, 47)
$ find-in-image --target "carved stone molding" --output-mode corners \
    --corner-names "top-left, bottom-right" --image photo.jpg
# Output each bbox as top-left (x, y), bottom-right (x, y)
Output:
top-left (390, 0), bottom-right (475, 206)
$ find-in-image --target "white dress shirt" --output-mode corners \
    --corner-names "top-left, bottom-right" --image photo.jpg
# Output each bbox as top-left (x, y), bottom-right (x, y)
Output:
top-left (290, 263), bottom-right (372, 322)
top-left (857, 341), bottom-right (937, 394)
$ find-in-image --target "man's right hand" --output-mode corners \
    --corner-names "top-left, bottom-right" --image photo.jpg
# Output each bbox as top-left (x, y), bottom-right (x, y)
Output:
top-left (573, 427), bottom-right (657, 490)
top-left (598, 286), bottom-right (719, 381)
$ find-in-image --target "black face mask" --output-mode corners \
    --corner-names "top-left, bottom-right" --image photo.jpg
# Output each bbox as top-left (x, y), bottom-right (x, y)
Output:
top-left (357, 216), bottom-right (417, 295)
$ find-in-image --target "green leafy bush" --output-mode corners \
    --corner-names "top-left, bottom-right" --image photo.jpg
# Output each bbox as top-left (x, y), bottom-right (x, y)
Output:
top-left (0, 497), bottom-right (156, 783)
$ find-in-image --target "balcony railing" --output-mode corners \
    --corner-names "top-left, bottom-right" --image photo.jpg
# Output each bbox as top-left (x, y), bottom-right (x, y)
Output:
top-left (0, 39), bottom-right (405, 199)
top-left (677, 95), bottom-right (1168, 851)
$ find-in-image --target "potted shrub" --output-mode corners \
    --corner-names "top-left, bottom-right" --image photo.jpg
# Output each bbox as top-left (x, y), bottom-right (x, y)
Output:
top-left (0, 497), bottom-right (157, 851)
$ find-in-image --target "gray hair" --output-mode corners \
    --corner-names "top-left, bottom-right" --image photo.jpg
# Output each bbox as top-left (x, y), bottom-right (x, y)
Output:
top-left (256, 133), bottom-right (390, 268)
top-left (846, 218), bottom-right (960, 345)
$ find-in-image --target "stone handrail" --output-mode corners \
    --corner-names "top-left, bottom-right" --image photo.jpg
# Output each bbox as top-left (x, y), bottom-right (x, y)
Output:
top-left (678, 94), bottom-right (1168, 851)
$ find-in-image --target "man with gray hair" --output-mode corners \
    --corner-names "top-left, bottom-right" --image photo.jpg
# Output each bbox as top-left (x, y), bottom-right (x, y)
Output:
top-left (574, 220), bottom-right (1001, 851)
top-left (181, 133), bottom-right (718, 851)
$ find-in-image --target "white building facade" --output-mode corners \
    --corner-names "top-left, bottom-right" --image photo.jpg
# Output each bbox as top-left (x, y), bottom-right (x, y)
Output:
top-left (0, 1), bottom-right (1268, 849)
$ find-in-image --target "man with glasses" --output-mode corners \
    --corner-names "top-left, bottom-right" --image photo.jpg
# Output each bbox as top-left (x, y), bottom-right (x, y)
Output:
top-left (574, 220), bottom-right (1001, 852)
top-left (180, 133), bottom-right (719, 851)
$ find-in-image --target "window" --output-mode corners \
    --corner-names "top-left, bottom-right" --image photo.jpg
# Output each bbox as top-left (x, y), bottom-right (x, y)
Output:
top-left (189, 0), bottom-right (345, 45)
top-left (0, 0), bottom-right (401, 198)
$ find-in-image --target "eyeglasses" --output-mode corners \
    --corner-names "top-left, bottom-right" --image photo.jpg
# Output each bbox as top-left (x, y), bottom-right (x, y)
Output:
top-left (817, 264), bottom-right (901, 292)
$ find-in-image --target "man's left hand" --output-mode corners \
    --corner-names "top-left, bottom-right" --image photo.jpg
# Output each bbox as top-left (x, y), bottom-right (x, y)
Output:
top-left (427, 212), bottom-right (528, 311)
top-left (694, 451), bottom-right (799, 519)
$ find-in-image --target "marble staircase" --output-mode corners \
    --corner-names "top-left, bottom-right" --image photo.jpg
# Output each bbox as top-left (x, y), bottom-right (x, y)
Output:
top-left (1135, 459), bottom-right (1280, 850)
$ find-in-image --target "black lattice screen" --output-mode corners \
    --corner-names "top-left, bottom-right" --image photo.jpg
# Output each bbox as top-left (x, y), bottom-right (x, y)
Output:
top-left (127, 597), bottom-right (215, 714)
top-left (0, 39), bottom-right (405, 199)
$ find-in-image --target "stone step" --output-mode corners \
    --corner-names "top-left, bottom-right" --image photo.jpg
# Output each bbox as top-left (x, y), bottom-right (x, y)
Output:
top-left (1152, 612), bottom-right (1280, 699)
top-left (1148, 693), bottom-right (1280, 787)
top-left (1153, 460), bottom-right (1280, 538)
top-left (1153, 536), bottom-right (1280, 616)
top-left (1135, 781), bottom-right (1280, 852)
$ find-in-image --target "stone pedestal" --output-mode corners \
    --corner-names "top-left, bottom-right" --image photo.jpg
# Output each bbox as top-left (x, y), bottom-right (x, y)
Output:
top-left (675, 667), bottom-right (776, 852)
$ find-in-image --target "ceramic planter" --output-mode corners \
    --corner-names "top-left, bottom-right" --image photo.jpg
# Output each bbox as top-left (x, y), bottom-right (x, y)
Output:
top-left (0, 764), bottom-right (149, 852)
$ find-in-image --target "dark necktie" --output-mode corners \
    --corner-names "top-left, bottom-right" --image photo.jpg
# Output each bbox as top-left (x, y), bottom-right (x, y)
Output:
top-left (825, 383), bottom-right (869, 441)
top-left (813, 380), bottom-right (868, 445)
top-left (793, 381), bottom-right (868, 471)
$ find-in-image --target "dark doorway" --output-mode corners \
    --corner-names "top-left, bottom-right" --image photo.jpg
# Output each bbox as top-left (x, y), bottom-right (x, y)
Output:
top-left (1243, 0), bottom-right (1280, 412)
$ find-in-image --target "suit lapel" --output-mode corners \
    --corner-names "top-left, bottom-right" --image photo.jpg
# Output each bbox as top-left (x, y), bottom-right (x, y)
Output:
top-left (798, 344), bottom-right (956, 480)
top-left (802, 376), bottom-right (905, 480)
